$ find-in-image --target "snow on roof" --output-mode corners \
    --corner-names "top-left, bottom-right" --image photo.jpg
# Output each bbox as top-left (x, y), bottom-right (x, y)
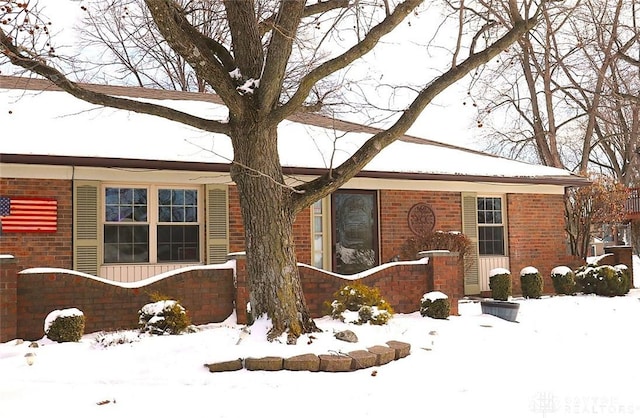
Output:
top-left (0, 77), bottom-right (586, 184)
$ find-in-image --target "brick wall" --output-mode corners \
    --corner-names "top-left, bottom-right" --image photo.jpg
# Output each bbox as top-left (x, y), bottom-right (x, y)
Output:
top-left (13, 267), bottom-right (234, 341)
top-left (507, 193), bottom-right (582, 294)
top-left (233, 252), bottom-right (462, 324)
top-left (379, 190), bottom-right (462, 263)
top-left (0, 256), bottom-right (17, 341)
top-left (0, 178), bottom-right (73, 273)
top-left (1, 253), bottom-right (464, 342)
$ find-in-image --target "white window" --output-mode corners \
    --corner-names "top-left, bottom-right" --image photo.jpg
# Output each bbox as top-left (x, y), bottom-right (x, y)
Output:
top-left (311, 199), bottom-right (331, 269)
top-left (103, 185), bottom-right (202, 264)
top-left (477, 196), bottom-right (506, 256)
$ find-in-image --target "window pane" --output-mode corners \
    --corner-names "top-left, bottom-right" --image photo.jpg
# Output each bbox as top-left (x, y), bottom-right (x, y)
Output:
top-left (105, 187), bottom-right (147, 223)
top-left (157, 225), bottom-right (199, 262)
top-left (120, 188), bottom-right (133, 204)
top-left (314, 217), bottom-right (323, 232)
top-left (159, 189), bottom-right (171, 206)
top-left (105, 188), bottom-right (119, 204)
top-left (185, 207), bottom-right (197, 222)
top-left (159, 206), bottom-right (171, 222)
top-left (185, 190), bottom-right (197, 205)
top-left (134, 206), bottom-right (147, 222)
top-left (134, 189), bottom-right (147, 204)
top-left (103, 225), bottom-right (149, 263)
top-left (105, 206), bottom-right (119, 222)
top-left (172, 190), bottom-right (185, 205)
top-left (119, 207), bottom-right (132, 222)
top-left (478, 226), bottom-right (504, 255)
top-left (172, 207), bottom-right (184, 222)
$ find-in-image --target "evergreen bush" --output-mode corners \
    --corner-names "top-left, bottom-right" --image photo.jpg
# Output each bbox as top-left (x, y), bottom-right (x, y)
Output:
top-left (44, 308), bottom-right (85, 343)
top-left (575, 263), bottom-right (631, 296)
top-left (139, 294), bottom-right (193, 335)
top-left (419, 291), bottom-right (450, 319)
top-left (489, 268), bottom-right (511, 301)
top-left (520, 267), bottom-right (543, 299)
top-left (551, 266), bottom-right (576, 295)
top-left (327, 282), bottom-right (394, 325)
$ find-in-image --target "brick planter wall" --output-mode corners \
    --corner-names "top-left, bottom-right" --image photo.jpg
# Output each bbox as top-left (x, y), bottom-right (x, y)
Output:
top-left (1, 252), bottom-right (465, 341)
top-left (0, 256), bottom-right (18, 342)
top-left (13, 266), bottom-right (234, 341)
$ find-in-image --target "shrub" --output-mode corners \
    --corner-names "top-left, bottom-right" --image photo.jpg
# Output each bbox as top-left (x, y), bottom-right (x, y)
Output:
top-left (520, 267), bottom-right (543, 299)
top-left (420, 291), bottom-right (450, 319)
top-left (575, 263), bottom-right (631, 296)
top-left (139, 296), bottom-right (193, 335)
top-left (44, 308), bottom-right (85, 343)
top-left (399, 230), bottom-right (473, 271)
top-left (575, 263), bottom-right (599, 294)
top-left (551, 266), bottom-right (576, 295)
top-left (94, 330), bottom-right (142, 348)
top-left (489, 268), bottom-right (511, 301)
top-left (327, 282), bottom-right (394, 325)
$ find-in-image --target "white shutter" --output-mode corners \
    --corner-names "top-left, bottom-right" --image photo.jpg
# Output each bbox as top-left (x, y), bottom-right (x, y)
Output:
top-left (205, 184), bottom-right (229, 264)
top-left (461, 192), bottom-right (480, 295)
top-left (73, 181), bottom-right (100, 275)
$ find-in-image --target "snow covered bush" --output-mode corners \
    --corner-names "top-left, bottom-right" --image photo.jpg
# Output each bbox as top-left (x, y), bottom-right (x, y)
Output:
top-left (44, 308), bottom-right (85, 343)
top-left (419, 291), bottom-right (450, 319)
top-left (327, 282), bottom-right (394, 325)
top-left (575, 263), bottom-right (631, 297)
top-left (138, 296), bottom-right (193, 335)
top-left (93, 330), bottom-right (142, 348)
top-left (489, 268), bottom-right (511, 301)
top-left (520, 266), bottom-right (543, 299)
top-left (551, 266), bottom-right (576, 295)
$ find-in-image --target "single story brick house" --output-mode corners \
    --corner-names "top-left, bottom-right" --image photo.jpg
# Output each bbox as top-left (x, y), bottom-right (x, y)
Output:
top-left (0, 76), bottom-right (588, 295)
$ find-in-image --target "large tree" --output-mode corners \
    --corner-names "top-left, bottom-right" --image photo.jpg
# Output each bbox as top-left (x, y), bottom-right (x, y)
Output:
top-left (0, 0), bottom-right (537, 342)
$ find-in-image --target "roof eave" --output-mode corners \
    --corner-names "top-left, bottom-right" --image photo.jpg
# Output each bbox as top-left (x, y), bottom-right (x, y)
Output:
top-left (1, 153), bottom-right (590, 187)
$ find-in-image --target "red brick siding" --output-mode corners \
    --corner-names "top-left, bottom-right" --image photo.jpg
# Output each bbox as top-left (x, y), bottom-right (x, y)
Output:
top-left (14, 268), bottom-right (234, 341)
top-left (507, 193), bottom-right (581, 295)
top-left (0, 257), bottom-right (18, 341)
top-left (379, 190), bottom-right (462, 263)
top-left (0, 178), bottom-right (72, 273)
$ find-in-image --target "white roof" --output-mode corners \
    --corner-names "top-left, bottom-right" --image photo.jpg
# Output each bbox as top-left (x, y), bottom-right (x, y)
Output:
top-left (0, 79), bottom-right (584, 185)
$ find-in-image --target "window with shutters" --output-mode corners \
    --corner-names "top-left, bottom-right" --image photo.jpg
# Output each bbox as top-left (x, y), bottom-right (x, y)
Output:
top-left (477, 196), bottom-right (506, 256)
top-left (103, 185), bottom-right (202, 264)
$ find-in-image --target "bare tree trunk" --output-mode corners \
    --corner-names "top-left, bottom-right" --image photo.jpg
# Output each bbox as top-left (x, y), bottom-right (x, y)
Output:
top-left (229, 119), bottom-right (319, 342)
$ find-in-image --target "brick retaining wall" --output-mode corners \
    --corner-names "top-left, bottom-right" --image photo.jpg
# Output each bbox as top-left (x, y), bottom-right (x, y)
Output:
top-left (1, 253), bottom-right (462, 342)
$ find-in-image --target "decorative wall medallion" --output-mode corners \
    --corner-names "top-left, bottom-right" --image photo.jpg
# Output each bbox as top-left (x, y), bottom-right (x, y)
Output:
top-left (408, 203), bottom-right (436, 236)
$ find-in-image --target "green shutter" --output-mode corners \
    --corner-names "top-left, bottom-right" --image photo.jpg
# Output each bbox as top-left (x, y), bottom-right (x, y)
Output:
top-left (73, 181), bottom-right (100, 275)
top-left (205, 184), bottom-right (229, 264)
top-left (461, 192), bottom-right (480, 295)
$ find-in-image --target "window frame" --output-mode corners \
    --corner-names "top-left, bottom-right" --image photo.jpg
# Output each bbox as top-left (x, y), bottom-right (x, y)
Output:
top-left (310, 198), bottom-right (332, 270)
top-left (101, 184), bottom-right (204, 265)
top-left (477, 195), bottom-right (507, 256)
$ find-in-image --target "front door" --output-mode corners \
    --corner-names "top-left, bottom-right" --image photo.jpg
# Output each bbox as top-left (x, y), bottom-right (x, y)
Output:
top-left (331, 190), bottom-right (379, 274)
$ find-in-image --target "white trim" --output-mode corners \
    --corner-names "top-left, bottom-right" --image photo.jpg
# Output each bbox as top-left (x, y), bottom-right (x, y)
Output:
top-left (2, 163), bottom-right (566, 194)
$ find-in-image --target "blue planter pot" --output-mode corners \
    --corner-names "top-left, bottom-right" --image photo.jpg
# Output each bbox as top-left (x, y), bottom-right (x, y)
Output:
top-left (481, 300), bottom-right (520, 322)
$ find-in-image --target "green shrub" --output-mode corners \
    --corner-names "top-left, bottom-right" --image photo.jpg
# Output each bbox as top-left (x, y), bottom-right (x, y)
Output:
top-left (520, 267), bottom-right (543, 299)
top-left (551, 266), bottom-right (576, 295)
top-left (489, 269), bottom-right (511, 301)
top-left (419, 291), bottom-right (450, 319)
top-left (44, 308), bottom-right (85, 343)
top-left (575, 263), bottom-right (599, 294)
top-left (575, 263), bottom-right (631, 297)
top-left (327, 282), bottom-right (394, 325)
top-left (139, 298), bottom-right (192, 335)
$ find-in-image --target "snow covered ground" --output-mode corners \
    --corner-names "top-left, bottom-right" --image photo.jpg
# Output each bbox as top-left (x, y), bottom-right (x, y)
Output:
top-left (2, 288), bottom-right (640, 418)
